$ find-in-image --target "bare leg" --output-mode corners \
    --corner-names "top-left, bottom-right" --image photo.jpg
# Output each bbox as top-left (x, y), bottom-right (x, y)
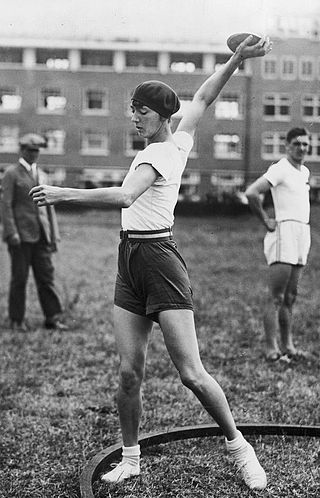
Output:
top-left (113, 305), bottom-right (153, 446)
top-left (279, 265), bottom-right (303, 355)
top-left (158, 309), bottom-right (238, 441)
top-left (263, 263), bottom-right (292, 359)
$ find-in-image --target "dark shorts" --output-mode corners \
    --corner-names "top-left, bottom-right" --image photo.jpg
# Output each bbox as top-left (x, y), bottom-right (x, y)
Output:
top-left (114, 238), bottom-right (194, 322)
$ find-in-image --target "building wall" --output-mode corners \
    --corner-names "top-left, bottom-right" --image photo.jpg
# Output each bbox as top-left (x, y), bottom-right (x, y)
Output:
top-left (0, 36), bottom-right (319, 202)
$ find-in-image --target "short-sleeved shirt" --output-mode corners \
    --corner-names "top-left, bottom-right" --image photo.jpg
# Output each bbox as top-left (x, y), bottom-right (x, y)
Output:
top-left (263, 157), bottom-right (310, 224)
top-left (121, 131), bottom-right (193, 230)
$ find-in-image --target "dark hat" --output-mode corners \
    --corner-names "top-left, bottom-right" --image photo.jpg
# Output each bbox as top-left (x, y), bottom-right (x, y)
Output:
top-left (19, 133), bottom-right (47, 150)
top-left (131, 80), bottom-right (180, 118)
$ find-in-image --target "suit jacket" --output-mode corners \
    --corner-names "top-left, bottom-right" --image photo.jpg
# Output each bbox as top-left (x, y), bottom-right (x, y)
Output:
top-left (1, 162), bottom-right (60, 250)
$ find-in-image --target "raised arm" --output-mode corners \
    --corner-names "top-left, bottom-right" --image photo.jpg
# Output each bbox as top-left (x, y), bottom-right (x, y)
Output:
top-left (245, 176), bottom-right (276, 232)
top-left (29, 163), bottom-right (158, 207)
top-left (177, 36), bottom-right (272, 137)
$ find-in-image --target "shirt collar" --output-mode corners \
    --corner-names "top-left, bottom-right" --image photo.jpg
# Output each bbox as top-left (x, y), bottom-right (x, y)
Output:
top-left (19, 157), bottom-right (36, 171)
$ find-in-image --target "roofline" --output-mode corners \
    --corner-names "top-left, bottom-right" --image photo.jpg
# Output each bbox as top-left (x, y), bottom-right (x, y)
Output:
top-left (0, 36), bottom-right (229, 53)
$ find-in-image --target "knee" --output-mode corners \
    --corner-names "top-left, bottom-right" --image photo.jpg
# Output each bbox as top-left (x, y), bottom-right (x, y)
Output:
top-left (179, 365), bottom-right (206, 392)
top-left (118, 365), bottom-right (144, 395)
top-left (270, 291), bottom-right (285, 308)
top-left (284, 290), bottom-right (297, 308)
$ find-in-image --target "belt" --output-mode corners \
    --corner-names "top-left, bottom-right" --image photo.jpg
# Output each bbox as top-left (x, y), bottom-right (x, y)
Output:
top-left (120, 227), bottom-right (173, 242)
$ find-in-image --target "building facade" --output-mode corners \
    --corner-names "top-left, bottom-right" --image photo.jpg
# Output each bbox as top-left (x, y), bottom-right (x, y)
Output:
top-left (0, 34), bottom-right (319, 202)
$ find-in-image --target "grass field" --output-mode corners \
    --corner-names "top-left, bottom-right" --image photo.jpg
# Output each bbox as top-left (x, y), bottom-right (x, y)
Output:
top-left (0, 208), bottom-right (319, 498)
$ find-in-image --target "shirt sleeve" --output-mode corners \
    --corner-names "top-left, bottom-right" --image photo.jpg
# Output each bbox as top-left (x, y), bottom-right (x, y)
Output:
top-left (1, 168), bottom-right (18, 240)
top-left (134, 143), bottom-right (172, 180)
top-left (263, 162), bottom-right (285, 187)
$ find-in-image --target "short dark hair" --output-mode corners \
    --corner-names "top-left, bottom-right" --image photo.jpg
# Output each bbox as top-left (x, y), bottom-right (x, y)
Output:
top-left (286, 127), bottom-right (310, 143)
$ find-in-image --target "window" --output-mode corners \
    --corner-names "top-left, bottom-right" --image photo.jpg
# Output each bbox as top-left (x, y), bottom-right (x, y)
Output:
top-left (309, 133), bottom-right (320, 159)
top-left (81, 130), bottom-right (109, 155)
top-left (178, 171), bottom-right (201, 202)
top-left (209, 170), bottom-right (245, 203)
top-left (170, 53), bottom-right (203, 73)
top-left (263, 94), bottom-right (291, 120)
top-left (0, 47), bottom-right (23, 64)
top-left (125, 51), bottom-right (157, 69)
top-left (301, 95), bottom-right (320, 120)
top-left (281, 56), bottom-right (297, 80)
top-left (36, 49), bottom-right (70, 69)
top-left (261, 132), bottom-right (286, 159)
top-left (83, 89), bottom-right (108, 113)
top-left (299, 57), bottom-right (314, 80)
top-left (80, 50), bottom-right (113, 67)
top-left (262, 57), bottom-right (278, 79)
top-left (126, 130), bottom-right (147, 156)
top-left (0, 126), bottom-right (19, 152)
top-left (39, 88), bottom-right (66, 112)
top-left (41, 130), bottom-right (65, 154)
top-left (215, 94), bottom-right (242, 119)
top-left (213, 134), bottom-right (241, 159)
top-left (0, 87), bottom-right (21, 112)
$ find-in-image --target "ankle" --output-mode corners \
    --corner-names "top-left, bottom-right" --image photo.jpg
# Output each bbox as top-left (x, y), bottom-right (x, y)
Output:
top-left (122, 444), bottom-right (140, 466)
top-left (225, 430), bottom-right (247, 452)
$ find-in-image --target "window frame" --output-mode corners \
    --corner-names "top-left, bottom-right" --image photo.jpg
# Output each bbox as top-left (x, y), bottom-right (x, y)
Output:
top-left (213, 134), bottom-right (242, 159)
top-left (261, 131), bottom-right (287, 160)
top-left (82, 88), bottom-right (109, 115)
top-left (280, 56), bottom-right (297, 80)
top-left (0, 86), bottom-right (21, 113)
top-left (262, 93), bottom-right (292, 121)
top-left (81, 130), bottom-right (110, 156)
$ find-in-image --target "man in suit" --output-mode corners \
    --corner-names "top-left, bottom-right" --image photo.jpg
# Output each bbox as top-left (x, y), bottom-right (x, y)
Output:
top-left (1, 133), bottom-right (66, 331)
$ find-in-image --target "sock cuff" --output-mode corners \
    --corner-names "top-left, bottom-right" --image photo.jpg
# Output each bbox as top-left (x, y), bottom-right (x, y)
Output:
top-left (122, 444), bottom-right (141, 457)
top-left (225, 430), bottom-right (246, 450)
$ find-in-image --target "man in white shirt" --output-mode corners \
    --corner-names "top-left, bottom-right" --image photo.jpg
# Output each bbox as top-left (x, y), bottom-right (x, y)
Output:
top-left (245, 127), bottom-right (311, 362)
top-left (30, 36), bottom-right (272, 490)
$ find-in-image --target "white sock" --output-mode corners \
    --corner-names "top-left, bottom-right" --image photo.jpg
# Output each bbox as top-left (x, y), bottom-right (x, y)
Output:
top-left (122, 444), bottom-right (140, 466)
top-left (225, 430), bottom-right (247, 453)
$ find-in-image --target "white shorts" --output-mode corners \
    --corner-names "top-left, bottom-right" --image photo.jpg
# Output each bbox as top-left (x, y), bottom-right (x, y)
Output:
top-left (263, 220), bottom-right (311, 266)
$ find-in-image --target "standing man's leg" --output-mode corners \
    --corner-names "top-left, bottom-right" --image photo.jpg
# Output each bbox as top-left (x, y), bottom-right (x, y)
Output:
top-left (8, 242), bottom-right (31, 327)
top-left (279, 265), bottom-right (303, 356)
top-left (263, 263), bottom-right (292, 360)
top-left (102, 305), bottom-right (153, 483)
top-left (31, 237), bottom-right (62, 327)
top-left (158, 309), bottom-right (267, 490)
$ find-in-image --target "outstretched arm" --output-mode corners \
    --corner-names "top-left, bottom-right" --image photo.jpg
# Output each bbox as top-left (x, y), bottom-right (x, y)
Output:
top-left (29, 163), bottom-right (158, 207)
top-left (177, 35), bottom-right (272, 137)
top-left (245, 177), bottom-right (276, 232)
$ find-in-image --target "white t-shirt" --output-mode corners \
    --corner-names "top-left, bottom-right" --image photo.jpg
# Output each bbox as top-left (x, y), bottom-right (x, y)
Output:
top-left (121, 131), bottom-right (193, 230)
top-left (263, 157), bottom-right (310, 223)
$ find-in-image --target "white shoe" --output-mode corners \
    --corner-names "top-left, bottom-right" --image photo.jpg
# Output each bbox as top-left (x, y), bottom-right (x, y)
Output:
top-left (101, 460), bottom-right (140, 483)
top-left (229, 441), bottom-right (267, 490)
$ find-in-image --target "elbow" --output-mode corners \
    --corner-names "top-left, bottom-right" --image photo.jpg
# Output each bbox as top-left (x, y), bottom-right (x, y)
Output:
top-left (244, 187), bottom-right (255, 201)
top-left (121, 190), bottom-right (136, 208)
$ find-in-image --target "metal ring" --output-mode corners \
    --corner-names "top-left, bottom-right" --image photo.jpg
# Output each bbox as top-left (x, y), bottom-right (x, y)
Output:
top-left (80, 423), bottom-right (320, 498)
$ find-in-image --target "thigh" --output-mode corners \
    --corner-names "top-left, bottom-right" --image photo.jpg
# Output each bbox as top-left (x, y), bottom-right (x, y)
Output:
top-left (268, 263), bottom-right (293, 297)
top-left (114, 305), bottom-right (153, 372)
top-left (8, 243), bottom-right (31, 282)
top-left (31, 242), bottom-right (54, 282)
top-left (158, 309), bottom-right (202, 372)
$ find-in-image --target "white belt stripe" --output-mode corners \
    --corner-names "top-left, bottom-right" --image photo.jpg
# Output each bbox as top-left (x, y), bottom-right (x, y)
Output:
top-left (126, 232), bottom-right (172, 239)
